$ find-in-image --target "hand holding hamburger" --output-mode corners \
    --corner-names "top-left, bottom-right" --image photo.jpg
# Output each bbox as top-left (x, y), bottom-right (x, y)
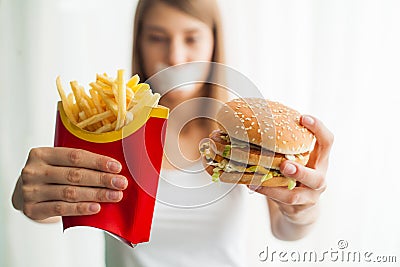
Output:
top-left (201, 98), bottom-right (315, 190)
top-left (201, 97), bottom-right (334, 238)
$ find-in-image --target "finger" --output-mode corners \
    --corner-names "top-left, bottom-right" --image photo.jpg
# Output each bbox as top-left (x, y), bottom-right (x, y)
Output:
top-left (301, 115), bottom-right (334, 153)
top-left (280, 160), bottom-right (327, 190)
top-left (31, 147), bottom-right (122, 173)
top-left (253, 186), bottom-right (319, 206)
top-left (23, 201), bottom-right (101, 221)
top-left (301, 115), bottom-right (334, 169)
top-left (39, 165), bottom-right (128, 190)
top-left (24, 184), bottom-right (124, 203)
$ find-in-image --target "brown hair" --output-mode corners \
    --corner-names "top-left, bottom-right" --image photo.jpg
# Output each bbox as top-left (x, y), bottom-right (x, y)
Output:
top-left (132, 0), bottom-right (227, 106)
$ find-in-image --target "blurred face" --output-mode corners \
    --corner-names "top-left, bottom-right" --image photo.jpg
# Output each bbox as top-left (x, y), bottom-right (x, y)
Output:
top-left (139, 2), bottom-right (214, 102)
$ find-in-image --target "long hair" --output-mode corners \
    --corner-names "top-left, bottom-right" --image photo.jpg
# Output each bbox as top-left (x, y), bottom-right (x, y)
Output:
top-left (132, 0), bottom-right (228, 120)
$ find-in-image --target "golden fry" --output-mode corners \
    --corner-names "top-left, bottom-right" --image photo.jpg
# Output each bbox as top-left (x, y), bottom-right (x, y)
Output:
top-left (70, 81), bottom-right (82, 111)
top-left (71, 103), bottom-right (80, 122)
top-left (127, 98), bottom-right (138, 110)
top-left (95, 121), bottom-right (117, 133)
top-left (90, 82), bottom-right (119, 115)
top-left (132, 83), bottom-right (150, 95)
top-left (78, 111), bottom-right (94, 131)
top-left (96, 74), bottom-right (113, 86)
top-left (80, 98), bottom-right (102, 129)
top-left (95, 123), bottom-right (112, 133)
top-left (126, 74), bottom-right (140, 89)
top-left (102, 90), bottom-right (115, 97)
top-left (78, 111), bottom-right (86, 121)
top-left (76, 110), bottom-right (113, 129)
top-left (129, 90), bottom-right (153, 116)
top-left (90, 89), bottom-right (111, 125)
top-left (116, 69), bottom-right (127, 130)
top-left (111, 83), bottom-right (119, 103)
top-left (147, 93), bottom-right (161, 108)
top-left (126, 87), bottom-right (134, 102)
top-left (67, 93), bottom-right (79, 122)
top-left (56, 76), bottom-right (77, 124)
top-left (95, 80), bottom-right (112, 94)
top-left (125, 111), bottom-right (134, 125)
top-left (57, 70), bottom-right (161, 133)
top-left (67, 93), bottom-right (75, 105)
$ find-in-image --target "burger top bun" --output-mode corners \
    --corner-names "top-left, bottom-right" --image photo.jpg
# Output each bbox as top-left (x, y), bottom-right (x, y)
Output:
top-left (216, 98), bottom-right (315, 154)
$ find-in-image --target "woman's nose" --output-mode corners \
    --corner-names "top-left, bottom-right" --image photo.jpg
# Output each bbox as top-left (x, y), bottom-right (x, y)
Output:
top-left (167, 39), bottom-right (188, 66)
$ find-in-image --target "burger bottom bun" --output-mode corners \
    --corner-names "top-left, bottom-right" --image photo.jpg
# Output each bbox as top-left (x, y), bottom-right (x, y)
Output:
top-left (203, 158), bottom-right (291, 187)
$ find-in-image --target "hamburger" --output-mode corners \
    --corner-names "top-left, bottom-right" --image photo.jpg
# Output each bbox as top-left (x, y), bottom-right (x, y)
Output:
top-left (200, 98), bottom-right (315, 190)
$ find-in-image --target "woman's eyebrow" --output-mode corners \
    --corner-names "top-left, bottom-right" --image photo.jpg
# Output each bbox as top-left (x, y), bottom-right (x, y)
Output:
top-left (184, 28), bottom-right (201, 34)
top-left (143, 25), bottom-right (202, 34)
top-left (143, 25), bottom-right (167, 33)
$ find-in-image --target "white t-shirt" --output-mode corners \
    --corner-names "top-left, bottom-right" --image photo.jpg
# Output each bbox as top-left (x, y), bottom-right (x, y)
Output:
top-left (105, 161), bottom-right (250, 267)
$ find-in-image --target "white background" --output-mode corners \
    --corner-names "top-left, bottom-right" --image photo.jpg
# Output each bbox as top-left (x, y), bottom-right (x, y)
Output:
top-left (1, 0), bottom-right (400, 266)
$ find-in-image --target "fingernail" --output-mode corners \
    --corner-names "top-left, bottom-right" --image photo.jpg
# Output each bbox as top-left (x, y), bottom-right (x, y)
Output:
top-left (283, 162), bottom-right (297, 175)
top-left (107, 191), bottom-right (122, 201)
top-left (107, 161), bottom-right (122, 172)
top-left (248, 185), bottom-right (258, 191)
top-left (89, 203), bottom-right (100, 213)
top-left (112, 177), bottom-right (128, 189)
top-left (302, 115), bottom-right (314, 126)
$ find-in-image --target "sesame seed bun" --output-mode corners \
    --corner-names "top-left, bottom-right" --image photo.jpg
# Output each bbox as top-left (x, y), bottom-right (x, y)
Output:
top-left (216, 98), bottom-right (315, 154)
top-left (200, 98), bottom-right (315, 189)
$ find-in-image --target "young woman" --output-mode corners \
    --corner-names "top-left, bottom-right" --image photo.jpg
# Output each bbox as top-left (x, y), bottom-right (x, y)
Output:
top-left (12, 0), bottom-right (333, 266)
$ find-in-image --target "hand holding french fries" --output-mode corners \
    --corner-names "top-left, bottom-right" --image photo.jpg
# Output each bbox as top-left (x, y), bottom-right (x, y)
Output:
top-left (56, 69), bottom-right (161, 133)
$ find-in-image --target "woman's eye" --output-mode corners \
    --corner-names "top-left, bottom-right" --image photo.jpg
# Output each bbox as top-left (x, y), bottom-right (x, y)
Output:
top-left (186, 36), bottom-right (199, 45)
top-left (148, 35), bottom-right (168, 43)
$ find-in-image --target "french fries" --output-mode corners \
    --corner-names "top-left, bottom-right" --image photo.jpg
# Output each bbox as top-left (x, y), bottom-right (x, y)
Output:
top-left (56, 70), bottom-right (160, 133)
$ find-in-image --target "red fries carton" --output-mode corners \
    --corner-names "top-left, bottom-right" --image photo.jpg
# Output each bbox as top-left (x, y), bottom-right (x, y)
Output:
top-left (54, 102), bottom-right (168, 246)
